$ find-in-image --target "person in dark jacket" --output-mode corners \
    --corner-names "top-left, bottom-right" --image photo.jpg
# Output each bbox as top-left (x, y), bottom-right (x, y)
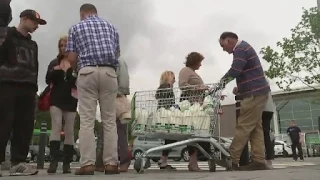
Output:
top-left (287, 120), bottom-right (304, 161)
top-left (45, 35), bottom-right (78, 174)
top-left (155, 71), bottom-right (177, 170)
top-left (0, 9), bottom-right (46, 176)
top-left (0, 0), bottom-right (12, 46)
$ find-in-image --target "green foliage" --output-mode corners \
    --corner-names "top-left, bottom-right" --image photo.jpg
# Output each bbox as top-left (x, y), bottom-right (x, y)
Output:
top-left (260, 7), bottom-right (320, 90)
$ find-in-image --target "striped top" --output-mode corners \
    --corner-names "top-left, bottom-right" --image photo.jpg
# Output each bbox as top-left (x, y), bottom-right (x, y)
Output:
top-left (223, 41), bottom-right (270, 98)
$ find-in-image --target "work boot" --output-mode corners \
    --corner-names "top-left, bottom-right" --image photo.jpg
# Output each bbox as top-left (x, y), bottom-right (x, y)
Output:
top-left (62, 144), bottom-right (74, 174)
top-left (75, 165), bottom-right (95, 175)
top-left (105, 164), bottom-right (120, 175)
top-left (47, 141), bottom-right (61, 174)
top-left (239, 161), bottom-right (268, 171)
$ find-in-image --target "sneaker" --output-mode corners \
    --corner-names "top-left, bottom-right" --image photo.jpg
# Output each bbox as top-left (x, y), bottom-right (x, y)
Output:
top-left (9, 163), bottom-right (38, 176)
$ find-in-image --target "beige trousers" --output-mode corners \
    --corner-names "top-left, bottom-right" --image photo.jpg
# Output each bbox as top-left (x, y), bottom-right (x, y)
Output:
top-left (229, 94), bottom-right (268, 164)
top-left (49, 106), bottom-right (76, 145)
top-left (77, 66), bottom-right (118, 167)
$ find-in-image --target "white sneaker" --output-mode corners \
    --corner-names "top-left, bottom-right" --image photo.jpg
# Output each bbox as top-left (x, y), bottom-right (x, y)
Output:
top-left (9, 162), bottom-right (38, 176)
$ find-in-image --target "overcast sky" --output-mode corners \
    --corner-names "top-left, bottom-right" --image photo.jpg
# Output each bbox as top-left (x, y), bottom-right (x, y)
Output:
top-left (11, 0), bottom-right (316, 108)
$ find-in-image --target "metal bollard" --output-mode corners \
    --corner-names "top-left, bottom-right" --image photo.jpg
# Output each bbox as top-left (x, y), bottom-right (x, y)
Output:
top-left (235, 95), bottom-right (250, 166)
top-left (37, 120), bottom-right (47, 169)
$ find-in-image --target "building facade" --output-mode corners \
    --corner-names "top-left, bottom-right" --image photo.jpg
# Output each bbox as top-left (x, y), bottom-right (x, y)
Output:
top-left (272, 87), bottom-right (320, 133)
top-left (218, 87), bottom-right (320, 138)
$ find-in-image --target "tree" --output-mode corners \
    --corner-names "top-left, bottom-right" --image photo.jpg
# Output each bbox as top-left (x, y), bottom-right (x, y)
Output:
top-left (260, 7), bottom-right (320, 91)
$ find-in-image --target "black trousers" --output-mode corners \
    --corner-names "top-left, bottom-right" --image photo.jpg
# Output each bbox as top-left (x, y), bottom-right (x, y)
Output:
top-left (291, 142), bottom-right (304, 160)
top-left (262, 111), bottom-right (274, 160)
top-left (0, 83), bottom-right (36, 164)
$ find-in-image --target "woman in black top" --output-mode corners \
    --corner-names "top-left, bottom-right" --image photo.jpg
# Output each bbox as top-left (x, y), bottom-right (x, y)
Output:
top-left (155, 71), bottom-right (177, 170)
top-left (45, 36), bottom-right (78, 174)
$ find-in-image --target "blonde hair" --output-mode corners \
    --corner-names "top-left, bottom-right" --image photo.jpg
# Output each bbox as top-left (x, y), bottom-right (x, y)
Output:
top-left (160, 71), bottom-right (175, 85)
top-left (58, 35), bottom-right (68, 53)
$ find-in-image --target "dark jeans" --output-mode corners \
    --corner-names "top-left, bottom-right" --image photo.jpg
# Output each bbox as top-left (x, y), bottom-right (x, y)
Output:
top-left (262, 111), bottom-right (274, 160)
top-left (96, 120), bottom-right (130, 166)
top-left (291, 142), bottom-right (304, 160)
top-left (0, 83), bottom-right (36, 164)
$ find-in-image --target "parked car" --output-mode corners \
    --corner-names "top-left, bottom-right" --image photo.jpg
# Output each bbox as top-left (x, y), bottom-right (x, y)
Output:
top-left (132, 137), bottom-right (187, 162)
top-left (29, 145), bottom-right (51, 162)
top-left (274, 140), bottom-right (293, 157)
top-left (132, 136), bottom-right (233, 162)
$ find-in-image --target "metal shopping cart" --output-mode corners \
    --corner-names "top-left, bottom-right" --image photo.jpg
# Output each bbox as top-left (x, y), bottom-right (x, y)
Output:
top-left (130, 82), bottom-right (232, 173)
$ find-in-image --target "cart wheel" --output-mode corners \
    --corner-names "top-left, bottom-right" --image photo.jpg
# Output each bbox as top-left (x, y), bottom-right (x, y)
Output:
top-left (225, 158), bottom-right (232, 171)
top-left (134, 158), bottom-right (145, 173)
top-left (208, 159), bottom-right (216, 172)
top-left (144, 158), bottom-right (151, 169)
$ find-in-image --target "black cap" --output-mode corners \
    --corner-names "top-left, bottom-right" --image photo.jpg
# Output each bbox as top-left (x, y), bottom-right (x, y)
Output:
top-left (20, 9), bottom-right (46, 25)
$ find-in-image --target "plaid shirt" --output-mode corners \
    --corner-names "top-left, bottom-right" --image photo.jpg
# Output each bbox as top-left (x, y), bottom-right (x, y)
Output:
top-left (66, 15), bottom-right (120, 71)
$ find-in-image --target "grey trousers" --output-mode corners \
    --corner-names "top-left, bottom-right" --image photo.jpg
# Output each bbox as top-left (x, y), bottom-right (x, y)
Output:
top-left (49, 106), bottom-right (76, 145)
top-left (96, 120), bottom-right (130, 166)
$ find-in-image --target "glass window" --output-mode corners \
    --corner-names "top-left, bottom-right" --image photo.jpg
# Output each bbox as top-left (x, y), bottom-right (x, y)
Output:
top-left (311, 110), bottom-right (320, 118)
top-left (278, 112), bottom-right (293, 120)
top-left (279, 119), bottom-right (291, 132)
top-left (276, 102), bottom-right (292, 113)
top-left (294, 119), bottom-right (314, 131)
top-left (292, 111), bottom-right (311, 119)
top-left (138, 137), bottom-right (145, 141)
top-left (145, 138), bottom-right (158, 142)
top-left (291, 99), bottom-right (311, 111)
top-left (310, 99), bottom-right (320, 110)
top-left (312, 118), bottom-right (319, 126)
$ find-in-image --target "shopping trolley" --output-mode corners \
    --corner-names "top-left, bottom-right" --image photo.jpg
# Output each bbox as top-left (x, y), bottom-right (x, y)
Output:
top-left (130, 82), bottom-right (232, 173)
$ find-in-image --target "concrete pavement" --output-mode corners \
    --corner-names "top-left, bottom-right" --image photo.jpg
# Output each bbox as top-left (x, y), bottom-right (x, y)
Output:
top-left (1, 158), bottom-right (320, 180)
top-left (1, 165), bottom-right (319, 180)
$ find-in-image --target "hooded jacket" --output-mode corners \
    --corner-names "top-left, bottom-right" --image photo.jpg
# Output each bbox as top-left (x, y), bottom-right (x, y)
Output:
top-left (0, 27), bottom-right (39, 90)
top-left (0, 0), bottom-right (12, 27)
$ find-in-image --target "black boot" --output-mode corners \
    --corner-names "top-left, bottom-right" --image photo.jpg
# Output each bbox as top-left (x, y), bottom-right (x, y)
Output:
top-left (47, 141), bottom-right (61, 174)
top-left (62, 144), bottom-right (74, 174)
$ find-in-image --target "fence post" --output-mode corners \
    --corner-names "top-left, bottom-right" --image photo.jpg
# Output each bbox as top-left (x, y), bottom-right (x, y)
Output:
top-left (37, 120), bottom-right (47, 169)
top-left (235, 95), bottom-right (250, 166)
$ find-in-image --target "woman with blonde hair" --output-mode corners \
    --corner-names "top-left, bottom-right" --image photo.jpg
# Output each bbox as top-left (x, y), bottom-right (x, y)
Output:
top-left (45, 36), bottom-right (78, 174)
top-left (155, 71), bottom-right (177, 170)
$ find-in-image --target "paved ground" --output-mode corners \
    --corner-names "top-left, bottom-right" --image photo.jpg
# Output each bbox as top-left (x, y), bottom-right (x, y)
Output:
top-left (1, 158), bottom-right (320, 180)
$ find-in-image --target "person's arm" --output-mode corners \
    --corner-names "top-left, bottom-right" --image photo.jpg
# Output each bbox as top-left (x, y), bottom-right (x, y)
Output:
top-left (221, 48), bottom-right (247, 84)
top-left (297, 127), bottom-right (303, 143)
top-left (178, 68), bottom-right (191, 88)
top-left (66, 67), bottom-right (76, 85)
top-left (66, 26), bottom-right (78, 70)
top-left (115, 31), bottom-right (120, 58)
top-left (45, 60), bottom-right (58, 85)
